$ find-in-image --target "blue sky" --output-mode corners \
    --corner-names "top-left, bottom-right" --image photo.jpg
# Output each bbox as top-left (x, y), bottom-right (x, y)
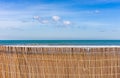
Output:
top-left (0, 0), bottom-right (120, 40)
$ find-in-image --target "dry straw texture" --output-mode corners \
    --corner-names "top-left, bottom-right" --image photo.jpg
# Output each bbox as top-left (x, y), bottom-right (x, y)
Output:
top-left (0, 46), bottom-right (120, 78)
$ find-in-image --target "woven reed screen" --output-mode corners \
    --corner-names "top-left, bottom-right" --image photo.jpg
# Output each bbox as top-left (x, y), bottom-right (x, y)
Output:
top-left (0, 46), bottom-right (120, 78)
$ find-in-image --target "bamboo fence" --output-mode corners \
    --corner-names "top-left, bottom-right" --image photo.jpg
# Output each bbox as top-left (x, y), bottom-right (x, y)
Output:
top-left (0, 46), bottom-right (120, 78)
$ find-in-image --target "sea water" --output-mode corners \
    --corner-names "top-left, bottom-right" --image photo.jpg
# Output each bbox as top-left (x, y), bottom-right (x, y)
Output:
top-left (0, 40), bottom-right (120, 45)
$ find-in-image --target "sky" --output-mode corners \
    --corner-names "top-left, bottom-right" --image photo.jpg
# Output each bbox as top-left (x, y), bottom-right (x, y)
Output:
top-left (0, 0), bottom-right (120, 40)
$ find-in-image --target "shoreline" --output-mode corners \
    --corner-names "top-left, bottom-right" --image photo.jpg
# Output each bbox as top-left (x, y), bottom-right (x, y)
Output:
top-left (2, 45), bottom-right (120, 48)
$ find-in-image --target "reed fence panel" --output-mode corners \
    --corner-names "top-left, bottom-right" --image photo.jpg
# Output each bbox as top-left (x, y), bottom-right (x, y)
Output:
top-left (0, 46), bottom-right (120, 78)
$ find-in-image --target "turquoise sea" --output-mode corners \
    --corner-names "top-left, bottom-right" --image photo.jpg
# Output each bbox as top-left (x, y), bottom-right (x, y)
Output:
top-left (0, 40), bottom-right (120, 45)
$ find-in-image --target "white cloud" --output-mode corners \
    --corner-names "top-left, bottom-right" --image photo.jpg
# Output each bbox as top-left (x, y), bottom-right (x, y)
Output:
top-left (41, 20), bottom-right (49, 24)
top-left (33, 15), bottom-right (73, 26)
top-left (63, 21), bottom-right (71, 25)
top-left (86, 10), bottom-right (100, 14)
top-left (33, 16), bottom-right (49, 24)
top-left (33, 16), bottom-right (40, 20)
top-left (52, 16), bottom-right (60, 21)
